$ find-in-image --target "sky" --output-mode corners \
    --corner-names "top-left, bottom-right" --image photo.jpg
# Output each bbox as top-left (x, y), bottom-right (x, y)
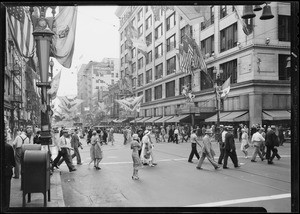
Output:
top-left (53, 6), bottom-right (120, 97)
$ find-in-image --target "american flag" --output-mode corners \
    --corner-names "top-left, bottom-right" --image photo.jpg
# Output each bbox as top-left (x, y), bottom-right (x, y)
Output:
top-left (178, 44), bottom-right (192, 74)
top-left (234, 6), bottom-right (250, 36)
top-left (6, 6), bottom-right (34, 58)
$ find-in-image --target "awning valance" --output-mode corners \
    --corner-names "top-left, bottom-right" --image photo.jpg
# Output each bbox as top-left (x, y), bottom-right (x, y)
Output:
top-left (205, 112), bottom-right (232, 122)
top-left (262, 110), bottom-right (291, 120)
top-left (137, 117), bottom-right (151, 123)
top-left (154, 116), bottom-right (174, 123)
top-left (129, 117), bottom-right (143, 123)
top-left (144, 116), bottom-right (162, 123)
top-left (220, 111), bottom-right (249, 122)
top-left (165, 114), bottom-right (189, 123)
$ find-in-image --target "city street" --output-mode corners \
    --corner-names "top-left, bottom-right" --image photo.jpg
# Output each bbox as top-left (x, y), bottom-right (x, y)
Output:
top-left (53, 133), bottom-right (291, 212)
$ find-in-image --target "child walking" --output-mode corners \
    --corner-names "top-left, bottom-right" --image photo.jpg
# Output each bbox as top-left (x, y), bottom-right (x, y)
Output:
top-left (131, 134), bottom-right (142, 180)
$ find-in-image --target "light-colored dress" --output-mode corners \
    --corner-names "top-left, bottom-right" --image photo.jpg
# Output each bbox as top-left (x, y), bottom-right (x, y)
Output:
top-left (90, 135), bottom-right (102, 160)
top-left (241, 132), bottom-right (249, 151)
top-left (107, 128), bottom-right (114, 142)
top-left (140, 135), bottom-right (152, 163)
top-left (131, 139), bottom-right (142, 169)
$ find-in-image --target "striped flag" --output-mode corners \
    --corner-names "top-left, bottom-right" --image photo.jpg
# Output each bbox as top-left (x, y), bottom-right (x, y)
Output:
top-left (234, 6), bottom-right (251, 36)
top-left (47, 70), bottom-right (62, 100)
top-left (6, 6), bottom-right (35, 58)
top-left (178, 44), bottom-right (191, 74)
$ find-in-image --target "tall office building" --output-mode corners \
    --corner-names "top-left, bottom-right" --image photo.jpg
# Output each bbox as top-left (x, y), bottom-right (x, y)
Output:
top-left (115, 3), bottom-right (291, 127)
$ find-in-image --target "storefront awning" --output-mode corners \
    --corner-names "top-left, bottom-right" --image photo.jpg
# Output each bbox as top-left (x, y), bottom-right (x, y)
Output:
top-left (205, 112), bottom-right (232, 122)
top-left (165, 114), bottom-right (189, 123)
top-left (262, 110), bottom-right (291, 120)
top-left (129, 117), bottom-right (143, 123)
top-left (154, 116), bottom-right (174, 123)
top-left (115, 118), bottom-right (128, 123)
top-left (144, 116), bottom-right (162, 123)
top-left (137, 117), bottom-right (151, 123)
top-left (220, 111), bottom-right (249, 122)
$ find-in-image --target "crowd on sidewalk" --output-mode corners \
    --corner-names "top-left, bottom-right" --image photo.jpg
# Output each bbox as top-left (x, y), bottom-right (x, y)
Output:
top-left (3, 119), bottom-right (287, 210)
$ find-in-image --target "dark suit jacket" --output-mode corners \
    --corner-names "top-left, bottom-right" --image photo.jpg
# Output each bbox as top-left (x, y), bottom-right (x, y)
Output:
top-left (266, 130), bottom-right (279, 147)
top-left (4, 142), bottom-right (15, 177)
top-left (225, 132), bottom-right (236, 151)
top-left (71, 133), bottom-right (81, 148)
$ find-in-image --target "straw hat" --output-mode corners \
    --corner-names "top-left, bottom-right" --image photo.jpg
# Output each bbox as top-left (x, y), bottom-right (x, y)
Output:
top-left (144, 130), bottom-right (150, 135)
top-left (205, 129), bottom-right (213, 134)
top-left (132, 134), bottom-right (139, 140)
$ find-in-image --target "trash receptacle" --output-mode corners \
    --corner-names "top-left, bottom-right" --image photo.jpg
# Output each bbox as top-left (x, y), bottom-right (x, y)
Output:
top-left (21, 144), bottom-right (41, 191)
top-left (22, 150), bottom-right (50, 207)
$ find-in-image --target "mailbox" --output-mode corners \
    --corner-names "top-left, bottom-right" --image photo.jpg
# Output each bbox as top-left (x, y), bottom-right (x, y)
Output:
top-left (22, 150), bottom-right (50, 207)
top-left (21, 144), bottom-right (41, 191)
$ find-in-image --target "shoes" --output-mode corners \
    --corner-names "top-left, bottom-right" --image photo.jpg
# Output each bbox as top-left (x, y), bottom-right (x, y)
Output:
top-left (215, 166), bottom-right (220, 170)
top-left (96, 167), bottom-right (101, 170)
top-left (278, 157), bottom-right (281, 160)
top-left (235, 165), bottom-right (241, 168)
top-left (261, 158), bottom-right (265, 161)
top-left (69, 168), bottom-right (77, 172)
top-left (149, 164), bottom-right (155, 167)
top-left (268, 161), bottom-right (274, 164)
top-left (251, 160), bottom-right (257, 162)
top-left (132, 176), bottom-right (139, 180)
top-left (77, 163), bottom-right (82, 165)
top-left (188, 160), bottom-right (193, 163)
top-left (196, 167), bottom-right (202, 170)
top-left (152, 163), bottom-right (157, 166)
top-left (223, 166), bottom-right (229, 169)
top-left (12, 176), bottom-right (19, 179)
top-left (218, 162), bottom-right (222, 165)
top-left (143, 163), bottom-right (148, 166)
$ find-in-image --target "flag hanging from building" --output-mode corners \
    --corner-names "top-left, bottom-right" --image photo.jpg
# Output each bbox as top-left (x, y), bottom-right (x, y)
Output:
top-left (177, 44), bottom-right (191, 74)
top-left (6, 6), bottom-right (35, 58)
top-left (234, 6), bottom-right (251, 36)
top-left (118, 74), bottom-right (133, 93)
top-left (47, 70), bottom-right (62, 100)
top-left (174, 6), bottom-right (204, 25)
top-left (57, 96), bottom-right (83, 113)
top-left (51, 6), bottom-right (78, 68)
top-left (115, 95), bottom-right (143, 112)
top-left (220, 76), bottom-right (231, 99)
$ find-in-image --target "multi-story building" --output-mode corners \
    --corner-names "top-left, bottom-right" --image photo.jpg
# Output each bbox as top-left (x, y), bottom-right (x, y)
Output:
top-left (77, 58), bottom-right (120, 124)
top-left (115, 3), bottom-right (291, 128)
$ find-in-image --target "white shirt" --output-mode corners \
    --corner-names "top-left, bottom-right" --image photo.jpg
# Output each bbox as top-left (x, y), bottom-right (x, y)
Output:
top-left (13, 132), bottom-right (30, 148)
top-left (222, 130), bottom-right (228, 143)
top-left (57, 135), bottom-right (71, 150)
top-left (174, 129), bottom-right (179, 134)
top-left (251, 132), bottom-right (265, 142)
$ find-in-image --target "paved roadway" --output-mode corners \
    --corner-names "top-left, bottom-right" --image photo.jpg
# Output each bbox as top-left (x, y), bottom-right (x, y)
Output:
top-left (52, 133), bottom-right (291, 212)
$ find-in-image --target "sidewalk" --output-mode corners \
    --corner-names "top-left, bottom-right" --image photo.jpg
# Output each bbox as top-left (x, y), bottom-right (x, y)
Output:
top-left (9, 145), bottom-right (65, 208)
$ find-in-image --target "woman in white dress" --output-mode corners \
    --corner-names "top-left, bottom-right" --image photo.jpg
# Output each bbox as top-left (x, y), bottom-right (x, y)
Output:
top-left (240, 128), bottom-right (249, 158)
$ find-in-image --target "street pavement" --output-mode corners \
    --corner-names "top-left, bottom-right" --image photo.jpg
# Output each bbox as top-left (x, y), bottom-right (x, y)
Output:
top-left (9, 133), bottom-right (291, 212)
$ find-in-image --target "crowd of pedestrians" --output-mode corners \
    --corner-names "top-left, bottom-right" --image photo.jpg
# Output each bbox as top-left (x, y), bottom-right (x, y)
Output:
top-left (3, 119), bottom-right (288, 210)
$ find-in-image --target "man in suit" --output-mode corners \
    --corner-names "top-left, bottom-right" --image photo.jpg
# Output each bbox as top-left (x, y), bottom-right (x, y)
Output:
top-left (71, 129), bottom-right (83, 165)
top-left (223, 126), bottom-right (240, 169)
top-left (3, 129), bottom-right (16, 210)
top-left (265, 125), bottom-right (281, 164)
top-left (218, 125), bottom-right (226, 165)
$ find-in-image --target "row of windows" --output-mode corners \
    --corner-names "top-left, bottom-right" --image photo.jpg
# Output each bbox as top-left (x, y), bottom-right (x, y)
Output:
top-left (135, 54), bottom-right (291, 104)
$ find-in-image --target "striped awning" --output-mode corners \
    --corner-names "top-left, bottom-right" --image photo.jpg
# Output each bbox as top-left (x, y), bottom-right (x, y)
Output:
top-left (165, 114), bottom-right (189, 123)
top-left (144, 116), bottom-right (162, 123)
top-left (154, 116), bottom-right (174, 123)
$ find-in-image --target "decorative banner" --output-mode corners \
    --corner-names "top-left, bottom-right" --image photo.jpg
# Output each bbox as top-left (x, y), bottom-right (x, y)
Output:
top-left (174, 6), bottom-right (205, 25)
top-left (181, 85), bottom-right (195, 103)
top-left (220, 76), bottom-right (231, 99)
top-left (57, 96), bottom-right (84, 114)
top-left (115, 95), bottom-right (143, 112)
top-left (47, 70), bottom-right (62, 99)
top-left (51, 6), bottom-right (78, 68)
top-left (234, 6), bottom-right (251, 36)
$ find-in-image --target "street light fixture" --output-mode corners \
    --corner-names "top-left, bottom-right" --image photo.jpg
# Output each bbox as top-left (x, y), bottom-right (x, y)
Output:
top-left (29, 6), bottom-right (56, 145)
top-left (213, 67), bottom-right (223, 138)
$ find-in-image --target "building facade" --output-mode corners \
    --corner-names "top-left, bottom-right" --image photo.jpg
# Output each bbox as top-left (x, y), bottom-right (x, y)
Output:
top-left (115, 3), bottom-right (291, 128)
top-left (77, 58), bottom-right (120, 124)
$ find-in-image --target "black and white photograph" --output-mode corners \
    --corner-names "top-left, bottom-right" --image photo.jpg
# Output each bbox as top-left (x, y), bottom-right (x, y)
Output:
top-left (0, 1), bottom-right (298, 213)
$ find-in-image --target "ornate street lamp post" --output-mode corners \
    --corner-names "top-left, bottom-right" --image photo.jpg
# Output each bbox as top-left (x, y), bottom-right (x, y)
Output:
top-left (29, 6), bottom-right (56, 144)
top-left (213, 67), bottom-right (223, 138)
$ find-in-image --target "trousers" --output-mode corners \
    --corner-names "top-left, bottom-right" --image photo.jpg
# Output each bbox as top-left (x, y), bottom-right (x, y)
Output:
top-left (14, 147), bottom-right (22, 178)
top-left (53, 148), bottom-right (74, 170)
top-left (223, 150), bottom-right (239, 167)
top-left (266, 146), bottom-right (280, 161)
top-left (71, 147), bottom-right (82, 164)
top-left (188, 143), bottom-right (200, 161)
top-left (197, 152), bottom-right (219, 168)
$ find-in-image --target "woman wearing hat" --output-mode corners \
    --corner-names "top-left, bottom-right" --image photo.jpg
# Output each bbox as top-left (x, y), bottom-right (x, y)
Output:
top-left (131, 134), bottom-right (142, 180)
top-left (89, 130), bottom-right (103, 170)
top-left (240, 128), bottom-right (249, 158)
top-left (141, 130), bottom-right (157, 167)
top-left (196, 129), bottom-right (220, 170)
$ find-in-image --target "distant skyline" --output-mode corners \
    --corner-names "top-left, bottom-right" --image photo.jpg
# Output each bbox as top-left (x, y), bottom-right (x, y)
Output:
top-left (54, 5), bottom-right (120, 97)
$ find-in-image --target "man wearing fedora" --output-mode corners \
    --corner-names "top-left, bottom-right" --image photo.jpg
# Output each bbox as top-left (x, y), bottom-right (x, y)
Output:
top-left (223, 126), bottom-right (240, 169)
top-left (217, 125), bottom-right (227, 165)
top-left (265, 125), bottom-right (281, 164)
top-left (188, 129), bottom-right (200, 163)
top-left (196, 129), bottom-right (220, 170)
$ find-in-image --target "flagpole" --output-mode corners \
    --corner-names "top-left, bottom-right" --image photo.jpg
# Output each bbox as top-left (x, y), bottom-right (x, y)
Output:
top-left (213, 67), bottom-right (223, 140)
